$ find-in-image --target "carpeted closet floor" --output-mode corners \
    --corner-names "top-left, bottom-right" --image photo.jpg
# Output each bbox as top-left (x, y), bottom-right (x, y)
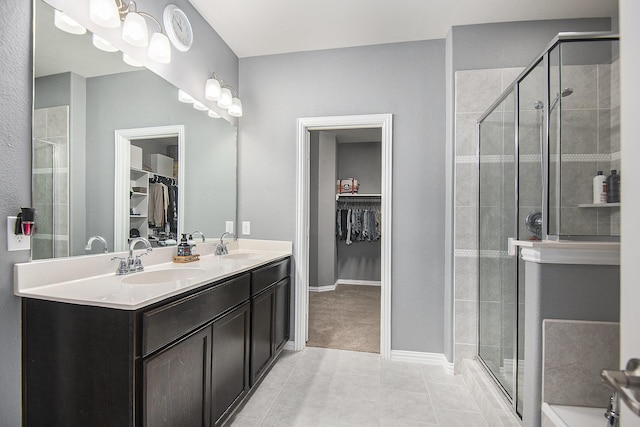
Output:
top-left (307, 284), bottom-right (380, 354)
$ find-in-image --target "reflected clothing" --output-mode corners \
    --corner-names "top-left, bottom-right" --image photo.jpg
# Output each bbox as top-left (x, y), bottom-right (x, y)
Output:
top-left (148, 183), bottom-right (166, 228)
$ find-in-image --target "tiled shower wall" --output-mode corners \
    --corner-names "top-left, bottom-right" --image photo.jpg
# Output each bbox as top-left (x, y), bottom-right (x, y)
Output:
top-left (453, 61), bottom-right (620, 371)
top-left (32, 105), bottom-right (69, 259)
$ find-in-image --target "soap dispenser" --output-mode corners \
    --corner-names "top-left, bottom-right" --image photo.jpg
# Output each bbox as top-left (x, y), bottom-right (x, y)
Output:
top-left (177, 234), bottom-right (192, 256)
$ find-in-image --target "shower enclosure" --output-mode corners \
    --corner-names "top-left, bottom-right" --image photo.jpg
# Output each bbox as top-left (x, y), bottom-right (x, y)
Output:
top-left (477, 33), bottom-right (620, 418)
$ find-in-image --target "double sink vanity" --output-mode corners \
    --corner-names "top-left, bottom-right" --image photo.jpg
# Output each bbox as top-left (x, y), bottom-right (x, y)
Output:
top-left (15, 239), bottom-right (292, 426)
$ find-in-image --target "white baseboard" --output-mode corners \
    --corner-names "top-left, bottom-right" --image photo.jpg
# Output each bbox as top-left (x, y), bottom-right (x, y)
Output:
top-left (390, 350), bottom-right (452, 373)
top-left (308, 283), bottom-right (337, 292)
top-left (283, 341), bottom-right (295, 351)
top-left (336, 279), bottom-right (381, 287)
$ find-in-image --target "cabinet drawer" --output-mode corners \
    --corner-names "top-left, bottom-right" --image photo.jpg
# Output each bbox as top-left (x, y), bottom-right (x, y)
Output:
top-left (143, 274), bottom-right (250, 356)
top-left (251, 258), bottom-right (290, 295)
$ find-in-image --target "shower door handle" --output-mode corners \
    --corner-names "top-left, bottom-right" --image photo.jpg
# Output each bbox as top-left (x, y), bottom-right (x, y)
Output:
top-left (507, 237), bottom-right (517, 256)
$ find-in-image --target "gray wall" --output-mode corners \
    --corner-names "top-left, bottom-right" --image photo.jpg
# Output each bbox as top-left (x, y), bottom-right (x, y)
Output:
top-left (239, 40), bottom-right (447, 353)
top-left (0, 0), bottom-right (32, 423)
top-left (337, 142), bottom-right (381, 282)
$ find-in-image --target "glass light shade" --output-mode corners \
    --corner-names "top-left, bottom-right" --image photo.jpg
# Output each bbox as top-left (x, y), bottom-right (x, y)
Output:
top-left (122, 53), bottom-right (143, 67)
top-left (121, 12), bottom-right (148, 47)
top-left (148, 32), bottom-right (171, 64)
top-left (89, 0), bottom-right (121, 28)
top-left (228, 97), bottom-right (243, 117)
top-left (217, 87), bottom-right (233, 109)
top-left (54, 10), bottom-right (87, 35)
top-left (92, 34), bottom-right (118, 52)
top-left (178, 89), bottom-right (194, 103)
top-left (207, 110), bottom-right (221, 119)
top-left (205, 78), bottom-right (221, 101)
top-left (193, 101), bottom-right (208, 111)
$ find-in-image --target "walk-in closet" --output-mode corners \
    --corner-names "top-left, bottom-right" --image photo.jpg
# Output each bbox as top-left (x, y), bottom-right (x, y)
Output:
top-left (308, 129), bottom-right (382, 354)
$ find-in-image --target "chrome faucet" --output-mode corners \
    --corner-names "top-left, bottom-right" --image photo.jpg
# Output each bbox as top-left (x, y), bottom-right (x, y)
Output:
top-left (189, 231), bottom-right (206, 243)
top-left (112, 237), bottom-right (153, 275)
top-left (85, 235), bottom-right (108, 253)
top-left (215, 232), bottom-right (236, 255)
top-left (128, 237), bottom-right (152, 272)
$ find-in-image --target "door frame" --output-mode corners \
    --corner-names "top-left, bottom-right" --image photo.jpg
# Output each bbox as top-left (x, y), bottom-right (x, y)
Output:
top-left (114, 125), bottom-right (185, 252)
top-left (294, 114), bottom-right (392, 359)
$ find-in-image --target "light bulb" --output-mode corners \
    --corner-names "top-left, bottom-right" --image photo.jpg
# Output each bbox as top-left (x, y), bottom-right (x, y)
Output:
top-left (228, 97), bottom-right (243, 117)
top-left (193, 101), bottom-right (208, 111)
top-left (178, 90), bottom-right (194, 103)
top-left (89, 0), bottom-right (121, 28)
top-left (54, 10), bottom-right (86, 35)
top-left (122, 53), bottom-right (143, 67)
top-left (148, 32), bottom-right (171, 64)
top-left (217, 87), bottom-right (233, 109)
top-left (205, 78), bottom-right (221, 101)
top-left (92, 34), bottom-right (118, 52)
top-left (122, 12), bottom-right (148, 47)
top-left (208, 110), bottom-right (221, 118)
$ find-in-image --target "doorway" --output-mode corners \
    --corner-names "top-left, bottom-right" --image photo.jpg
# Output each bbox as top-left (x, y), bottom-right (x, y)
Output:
top-left (294, 114), bottom-right (393, 359)
top-left (307, 129), bottom-right (382, 353)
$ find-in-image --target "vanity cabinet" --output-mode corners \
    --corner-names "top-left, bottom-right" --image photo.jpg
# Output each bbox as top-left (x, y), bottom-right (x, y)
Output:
top-left (250, 258), bottom-right (291, 385)
top-left (23, 257), bottom-right (290, 427)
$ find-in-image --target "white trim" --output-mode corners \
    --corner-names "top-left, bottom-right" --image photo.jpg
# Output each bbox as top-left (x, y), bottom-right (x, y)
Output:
top-left (390, 350), bottom-right (451, 369)
top-left (520, 246), bottom-right (620, 265)
top-left (336, 279), bottom-right (381, 287)
top-left (295, 114), bottom-right (393, 358)
top-left (114, 125), bottom-right (185, 252)
top-left (308, 283), bottom-right (337, 293)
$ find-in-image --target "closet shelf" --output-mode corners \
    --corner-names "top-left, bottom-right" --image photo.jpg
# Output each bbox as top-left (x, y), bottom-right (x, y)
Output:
top-left (336, 193), bottom-right (381, 201)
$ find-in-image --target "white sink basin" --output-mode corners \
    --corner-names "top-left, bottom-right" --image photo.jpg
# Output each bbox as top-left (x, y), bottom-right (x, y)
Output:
top-left (223, 252), bottom-right (264, 261)
top-left (121, 268), bottom-right (205, 285)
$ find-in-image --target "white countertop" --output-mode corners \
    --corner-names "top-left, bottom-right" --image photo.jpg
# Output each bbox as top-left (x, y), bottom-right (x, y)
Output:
top-left (14, 239), bottom-right (292, 310)
top-left (510, 239), bottom-right (620, 265)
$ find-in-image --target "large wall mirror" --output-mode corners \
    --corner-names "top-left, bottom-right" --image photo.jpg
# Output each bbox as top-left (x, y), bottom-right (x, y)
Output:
top-left (33, 0), bottom-right (237, 259)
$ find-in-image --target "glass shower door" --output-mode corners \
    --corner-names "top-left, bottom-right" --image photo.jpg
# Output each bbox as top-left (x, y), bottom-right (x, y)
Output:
top-left (478, 89), bottom-right (517, 401)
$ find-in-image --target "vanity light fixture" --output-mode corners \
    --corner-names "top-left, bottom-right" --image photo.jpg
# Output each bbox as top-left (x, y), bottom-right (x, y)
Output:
top-left (122, 53), bottom-right (144, 67)
top-left (178, 89), bottom-right (195, 103)
top-left (217, 86), bottom-right (233, 109)
top-left (89, 0), bottom-right (121, 28)
top-left (228, 96), bottom-right (243, 117)
top-left (193, 101), bottom-right (208, 111)
top-left (54, 10), bottom-right (86, 35)
top-left (89, 0), bottom-right (171, 64)
top-left (92, 34), bottom-right (119, 52)
top-left (205, 74), bottom-right (222, 101)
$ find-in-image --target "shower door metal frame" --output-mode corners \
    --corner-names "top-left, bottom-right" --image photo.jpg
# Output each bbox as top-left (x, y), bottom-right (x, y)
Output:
top-left (475, 31), bottom-right (620, 418)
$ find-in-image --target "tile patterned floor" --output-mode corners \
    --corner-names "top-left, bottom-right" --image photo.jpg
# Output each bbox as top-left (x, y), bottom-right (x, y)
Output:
top-left (227, 347), bottom-right (489, 427)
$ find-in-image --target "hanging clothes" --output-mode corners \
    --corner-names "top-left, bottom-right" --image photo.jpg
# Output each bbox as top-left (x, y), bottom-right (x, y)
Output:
top-left (336, 203), bottom-right (381, 245)
top-left (148, 182), bottom-right (166, 228)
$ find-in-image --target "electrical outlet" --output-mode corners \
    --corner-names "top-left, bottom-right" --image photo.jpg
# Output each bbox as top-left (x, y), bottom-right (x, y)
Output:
top-left (242, 221), bottom-right (250, 235)
top-left (7, 216), bottom-right (31, 251)
top-left (225, 221), bottom-right (234, 233)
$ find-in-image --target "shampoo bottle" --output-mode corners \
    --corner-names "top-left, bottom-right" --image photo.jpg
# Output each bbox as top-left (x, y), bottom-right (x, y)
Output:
top-left (606, 170), bottom-right (620, 203)
top-left (593, 171), bottom-right (607, 204)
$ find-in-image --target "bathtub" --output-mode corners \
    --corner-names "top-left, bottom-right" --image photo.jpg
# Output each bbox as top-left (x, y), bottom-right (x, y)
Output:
top-left (542, 402), bottom-right (607, 427)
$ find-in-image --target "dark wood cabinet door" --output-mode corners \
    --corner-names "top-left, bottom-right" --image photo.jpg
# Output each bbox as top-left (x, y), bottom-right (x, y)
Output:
top-left (143, 327), bottom-right (212, 427)
top-left (250, 286), bottom-right (275, 385)
top-left (274, 278), bottom-right (290, 352)
top-left (211, 302), bottom-right (251, 426)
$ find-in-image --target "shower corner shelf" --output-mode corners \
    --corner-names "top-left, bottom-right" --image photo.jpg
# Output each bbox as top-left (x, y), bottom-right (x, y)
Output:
top-left (578, 203), bottom-right (620, 208)
top-left (336, 193), bottom-right (381, 201)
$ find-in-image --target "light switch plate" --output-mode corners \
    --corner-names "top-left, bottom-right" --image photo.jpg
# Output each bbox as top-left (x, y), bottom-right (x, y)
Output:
top-left (225, 221), bottom-right (234, 233)
top-left (242, 221), bottom-right (250, 235)
top-left (7, 216), bottom-right (31, 251)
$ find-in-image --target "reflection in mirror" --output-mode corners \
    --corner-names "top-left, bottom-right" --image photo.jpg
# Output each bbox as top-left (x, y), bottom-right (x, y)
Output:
top-left (33, 0), bottom-right (237, 260)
